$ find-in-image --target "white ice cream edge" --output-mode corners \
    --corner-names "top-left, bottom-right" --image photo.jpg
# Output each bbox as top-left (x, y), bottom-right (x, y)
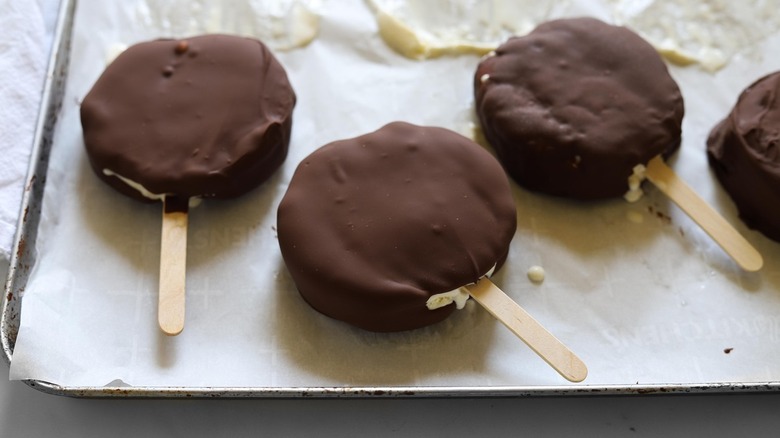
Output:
top-left (102, 168), bottom-right (201, 207)
top-left (426, 264), bottom-right (496, 310)
top-left (623, 163), bottom-right (647, 203)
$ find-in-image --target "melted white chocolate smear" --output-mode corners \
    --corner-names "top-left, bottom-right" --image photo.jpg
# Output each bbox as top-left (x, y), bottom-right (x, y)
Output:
top-left (608, 0), bottom-right (780, 71)
top-left (366, 0), bottom-right (568, 59)
top-left (368, 0), bottom-right (780, 70)
top-left (134, 0), bottom-right (321, 50)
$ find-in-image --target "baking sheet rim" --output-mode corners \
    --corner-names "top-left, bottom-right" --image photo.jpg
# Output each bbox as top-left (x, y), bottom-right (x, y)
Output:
top-left (4, 0), bottom-right (780, 398)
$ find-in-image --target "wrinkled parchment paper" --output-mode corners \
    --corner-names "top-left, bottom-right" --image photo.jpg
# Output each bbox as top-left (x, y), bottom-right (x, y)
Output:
top-left (9, 0), bottom-right (780, 389)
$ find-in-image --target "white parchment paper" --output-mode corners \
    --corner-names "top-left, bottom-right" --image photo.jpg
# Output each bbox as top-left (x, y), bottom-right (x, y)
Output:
top-left (8, 0), bottom-right (780, 389)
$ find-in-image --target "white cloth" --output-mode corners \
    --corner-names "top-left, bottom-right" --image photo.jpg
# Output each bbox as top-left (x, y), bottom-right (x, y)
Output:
top-left (0, 0), bottom-right (50, 262)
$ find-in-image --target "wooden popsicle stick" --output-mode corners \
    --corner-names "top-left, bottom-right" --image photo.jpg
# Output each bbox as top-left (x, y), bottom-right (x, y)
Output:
top-left (466, 278), bottom-right (588, 383)
top-left (645, 156), bottom-right (763, 272)
top-left (158, 200), bottom-right (188, 336)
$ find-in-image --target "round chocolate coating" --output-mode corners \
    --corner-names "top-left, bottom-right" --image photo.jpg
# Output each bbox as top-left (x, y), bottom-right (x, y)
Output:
top-left (81, 34), bottom-right (295, 204)
top-left (474, 18), bottom-right (684, 199)
top-left (277, 122), bottom-right (517, 332)
top-left (707, 71), bottom-right (780, 242)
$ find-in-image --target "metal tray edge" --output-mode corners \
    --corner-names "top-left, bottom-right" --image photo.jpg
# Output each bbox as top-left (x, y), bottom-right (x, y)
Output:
top-left (22, 380), bottom-right (780, 399)
top-left (1, 0), bottom-right (76, 367)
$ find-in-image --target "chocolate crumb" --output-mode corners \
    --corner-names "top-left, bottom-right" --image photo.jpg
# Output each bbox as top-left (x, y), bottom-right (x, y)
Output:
top-left (174, 40), bottom-right (189, 55)
top-left (654, 210), bottom-right (671, 224)
top-left (724, 347), bottom-right (734, 354)
top-left (162, 65), bottom-right (174, 77)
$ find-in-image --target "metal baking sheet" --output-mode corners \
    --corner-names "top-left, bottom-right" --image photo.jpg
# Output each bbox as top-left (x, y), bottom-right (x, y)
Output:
top-left (4, 0), bottom-right (780, 398)
top-left (1, 0), bottom-right (76, 384)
